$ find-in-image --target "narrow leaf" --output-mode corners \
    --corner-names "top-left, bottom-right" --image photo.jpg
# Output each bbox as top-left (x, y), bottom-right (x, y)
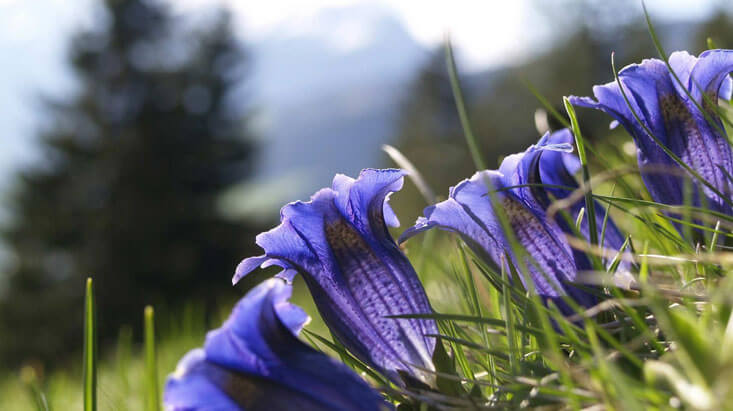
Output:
top-left (83, 278), bottom-right (97, 411)
top-left (144, 306), bottom-right (160, 411)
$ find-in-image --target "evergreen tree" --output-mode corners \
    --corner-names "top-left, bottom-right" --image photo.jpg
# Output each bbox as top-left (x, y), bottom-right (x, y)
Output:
top-left (0, 0), bottom-right (261, 367)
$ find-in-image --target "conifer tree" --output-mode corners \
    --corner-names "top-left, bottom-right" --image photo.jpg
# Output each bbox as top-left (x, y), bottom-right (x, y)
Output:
top-left (0, 0), bottom-right (260, 366)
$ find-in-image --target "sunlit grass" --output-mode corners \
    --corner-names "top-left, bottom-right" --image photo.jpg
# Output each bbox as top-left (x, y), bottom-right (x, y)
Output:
top-left (3, 6), bottom-right (733, 410)
top-left (0, 275), bottom-right (336, 411)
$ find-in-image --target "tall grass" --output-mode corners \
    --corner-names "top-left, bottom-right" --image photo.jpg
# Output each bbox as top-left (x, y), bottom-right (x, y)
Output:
top-left (0, 276), bottom-right (332, 410)
top-left (3, 9), bottom-right (733, 410)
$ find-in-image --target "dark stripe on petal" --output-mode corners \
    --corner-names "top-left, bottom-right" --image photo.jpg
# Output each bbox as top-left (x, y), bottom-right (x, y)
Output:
top-left (184, 359), bottom-right (347, 411)
top-left (165, 280), bottom-right (389, 411)
top-left (325, 218), bottom-right (434, 381)
top-left (501, 196), bottom-right (575, 298)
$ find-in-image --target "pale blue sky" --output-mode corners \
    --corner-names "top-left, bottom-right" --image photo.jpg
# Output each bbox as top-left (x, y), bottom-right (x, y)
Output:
top-left (0, 0), bottom-right (726, 200)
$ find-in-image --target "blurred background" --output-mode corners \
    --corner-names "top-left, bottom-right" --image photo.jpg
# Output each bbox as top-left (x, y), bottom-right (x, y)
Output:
top-left (0, 0), bottom-right (731, 374)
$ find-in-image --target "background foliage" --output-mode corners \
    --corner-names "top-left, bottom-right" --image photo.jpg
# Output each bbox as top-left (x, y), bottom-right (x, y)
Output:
top-left (2, 1), bottom-right (733, 410)
top-left (0, 0), bottom-right (263, 367)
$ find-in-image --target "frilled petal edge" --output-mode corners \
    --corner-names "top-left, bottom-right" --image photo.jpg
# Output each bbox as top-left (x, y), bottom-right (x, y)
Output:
top-left (233, 169), bottom-right (408, 286)
top-left (165, 279), bottom-right (391, 411)
top-left (690, 49), bottom-right (733, 102)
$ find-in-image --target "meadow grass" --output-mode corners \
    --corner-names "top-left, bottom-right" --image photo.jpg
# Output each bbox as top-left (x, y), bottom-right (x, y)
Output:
top-left (0, 277), bottom-right (334, 411)
top-left (3, 171), bottom-right (733, 409)
top-left (4, 11), bottom-right (733, 410)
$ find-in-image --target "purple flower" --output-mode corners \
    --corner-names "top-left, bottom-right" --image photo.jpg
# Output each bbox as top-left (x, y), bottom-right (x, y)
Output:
top-left (401, 130), bottom-right (630, 314)
top-left (569, 50), bottom-right (733, 214)
top-left (234, 169), bottom-right (437, 385)
top-left (164, 279), bottom-right (389, 411)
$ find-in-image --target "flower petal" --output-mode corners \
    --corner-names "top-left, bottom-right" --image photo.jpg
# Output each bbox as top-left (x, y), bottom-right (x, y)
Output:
top-left (408, 131), bottom-right (617, 310)
top-left (235, 169), bottom-right (437, 385)
top-left (165, 279), bottom-right (389, 411)
top-left (569, 82), bottom-right (638, 135)
top-left (164, 350), bottom-right (243, 411)
top-left (572, 58), bottom-right (689, 207)
top-left (233, 255), bottom-right (269, 285)
top-left (529, 130), bottom-right (630, 273)
top-left (534, 130), bottom-right (580, 204)
top-left (689, 49), bottom-right (733, 102)
top-left (668, 50), bottom-right (698, 97)
top-left (332, 169), bottom-right (406, 233)
top-left (204, 279), bottom-right (306, 373)
top-left (412, 171), bottom-right (580, 299)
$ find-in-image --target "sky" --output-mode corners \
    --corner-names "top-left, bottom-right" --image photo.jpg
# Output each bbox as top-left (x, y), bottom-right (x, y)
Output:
top-left (0, 0), bottom-right (726, 200)
top-left (174, 0), bottom-right (536, 70)
top-left (173, 0), bottom-right (723, 69)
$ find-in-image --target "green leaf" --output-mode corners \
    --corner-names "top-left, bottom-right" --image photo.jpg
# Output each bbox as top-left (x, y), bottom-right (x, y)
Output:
top-left (644, 361), bottom-right (713, 410)
top-left (144, 306), bottom-right (160, 411)
top-left (426, 333), bottom-right (510, 360)
top-left (432, 337), bottom-right (464, 397)
top-left (445, 38), bottom-right (485, 171)
top-left (20, 366), bottom-right (50, 411)
top-left (666, 306), bottom-right (716, 385)
top-left (502, 257), bottom-right (519, 374)
top-left (520, 78), bottom-right (570, 128)
top-left (564, 97), bottom-right (598, 245)
top-left (83, 278), bottom-right (97, 411)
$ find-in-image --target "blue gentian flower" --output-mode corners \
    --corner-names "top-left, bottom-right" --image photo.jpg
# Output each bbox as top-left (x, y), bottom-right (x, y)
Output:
top-left (401, 130), bottom-right (631, 314)
top-left (569, 50), bottom-right (733, 214)
top-left (164, 278), bottom-right (389, 411)
top-left (234, 169), bottom-right (437, 385)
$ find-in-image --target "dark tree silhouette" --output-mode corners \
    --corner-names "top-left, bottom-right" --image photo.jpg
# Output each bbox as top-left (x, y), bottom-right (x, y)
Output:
top-left (0, 0), bottom-right (261, 367)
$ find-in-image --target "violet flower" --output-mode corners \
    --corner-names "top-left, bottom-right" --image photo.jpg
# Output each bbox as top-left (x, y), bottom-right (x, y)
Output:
top-left (234, 169), bottom-right (437, 385)
top-left (164, 278), bottom-right (389, 411)
top-left (401, 130), bottom-right (630, 314)
top-left (570, 50), bottom-right (733, 215)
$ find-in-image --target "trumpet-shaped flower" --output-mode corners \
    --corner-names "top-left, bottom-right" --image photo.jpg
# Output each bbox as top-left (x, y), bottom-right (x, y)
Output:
top-left (164, 279), bottom-right (389, 411)
top-left (401, 130), bottom-right (630, 313)
top-left (569, 50), bottom-right (733, 214)
top-left (234, 169), bottom-right (437, 385)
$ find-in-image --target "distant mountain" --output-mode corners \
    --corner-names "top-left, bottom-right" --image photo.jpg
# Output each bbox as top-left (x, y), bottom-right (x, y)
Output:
top-left (251, 4), bottom-right (426, 106)
top-left (222, 4), bottom-right (428, 218)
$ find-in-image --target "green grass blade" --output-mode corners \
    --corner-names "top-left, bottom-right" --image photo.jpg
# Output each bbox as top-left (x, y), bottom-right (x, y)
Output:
top-left (520, 77), bottom-right (570, 128)
top-left (456, 244), bottom-right (490, 348)
top-left (586, 323), bottom-right (645, 411)
top-left (83, 278), bottom-right (97, 411)
top-left (20, 366), bottom-right (50, 411)
top-left (446, 38), bottom-right (558, 324)
top-left (593, 193), bottom-right (733, 224)
top-left (501, 257), bottom-right (519, 374)
top-left (425, 333), bottom-right (510, 361)
top-left (564, 97), bottom-right (598, 245)
top-left (639, 241), bottom-right (649, 284)
top-left (431, 336), bottom-right (464, 397)
top-left (709, 220), bottom-right (721, 253)
top-left (144, 306), bottom-right (160, 411)
top-left (445, 38), bottom-right (486, 171)
top-left (599, 184), bottom-right (616, 252)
